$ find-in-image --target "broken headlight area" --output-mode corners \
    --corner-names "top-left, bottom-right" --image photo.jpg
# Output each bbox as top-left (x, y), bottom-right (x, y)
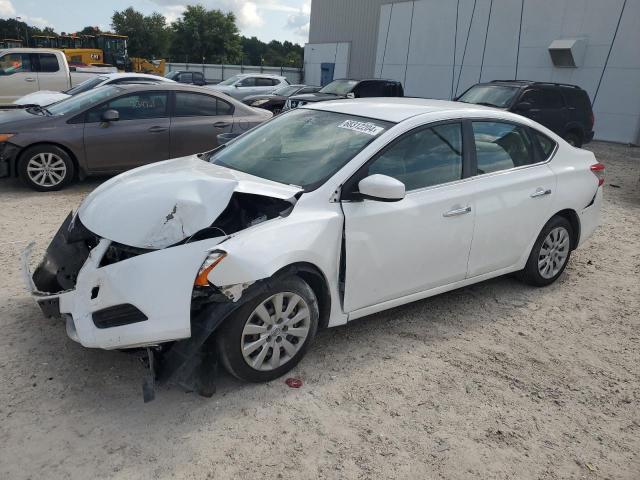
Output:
top-left (31, 212), bottom-right (99, 294)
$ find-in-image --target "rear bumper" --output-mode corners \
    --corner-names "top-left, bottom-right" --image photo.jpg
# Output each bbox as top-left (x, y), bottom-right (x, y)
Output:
top-left (577, 186), bottom-right (602, 247)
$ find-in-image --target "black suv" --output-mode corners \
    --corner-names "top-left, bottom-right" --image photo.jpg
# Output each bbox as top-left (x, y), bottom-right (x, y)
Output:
top-left (285, 78), bottom-right (404, 110)
top-left (164, 70), bottom-right (206, 86)
top-left (456, 80), bottom-right (594, 147)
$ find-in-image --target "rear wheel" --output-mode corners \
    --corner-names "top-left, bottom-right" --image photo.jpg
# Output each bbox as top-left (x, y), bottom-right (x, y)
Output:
top-left (216, 276), bottom-right (319, 382)
top-left (18, 144), bottom-right (75, 191)
top-left (519, 216), bottom-right (573, 287)
top-left (563, 131), bottom-right (582, 147)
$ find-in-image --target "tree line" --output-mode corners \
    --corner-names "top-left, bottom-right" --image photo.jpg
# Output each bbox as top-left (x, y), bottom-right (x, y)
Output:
top-left (0, 5), bottom-right (304, 67)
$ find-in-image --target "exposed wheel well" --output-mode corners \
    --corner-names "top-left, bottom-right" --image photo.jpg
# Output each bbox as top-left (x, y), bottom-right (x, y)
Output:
top-left (564, 127), bottom-right (584, 141)
top-left (16, 142), bottom-right (80, 179)
top-left (275, 263), bottom-right (332, 330)
top-left (553, 209), bottom-right (581, 249)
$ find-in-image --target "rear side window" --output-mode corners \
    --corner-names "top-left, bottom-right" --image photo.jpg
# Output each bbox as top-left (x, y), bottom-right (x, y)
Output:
top-left (354, 81), bottom-right (386, 97)
top-left (367, 122), bottom-right (463, 190)
top-left (562, 88), bottom-right (592, 111)
top-left (532, 130), bottom-right (557, 159)
top-left (174, 92), bottom-right (233, 116)
top-left (472, 121), bottom-right (535, 174)
top-left (520, 89), bottom-right (564, 109)
top-left (255, 77), bottom-right (273, 87)
top-left (180, 72), bottom-right (193, 83)
top-left (193, 72), bottom-right (204, 81)
top-left (37, 54), bottom-right (60, 73)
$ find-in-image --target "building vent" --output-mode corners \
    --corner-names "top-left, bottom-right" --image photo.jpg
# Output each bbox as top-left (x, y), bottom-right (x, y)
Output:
top-left (548, 38), bottom-right (587, 68)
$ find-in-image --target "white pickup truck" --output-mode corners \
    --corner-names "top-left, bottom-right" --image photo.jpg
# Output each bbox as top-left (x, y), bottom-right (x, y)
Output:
top-left (0, 48), bottom-right (116, 105)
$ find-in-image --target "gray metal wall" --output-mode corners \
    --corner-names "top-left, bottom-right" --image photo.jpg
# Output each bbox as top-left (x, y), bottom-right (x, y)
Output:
top-left (166, 63), bottom-right (303, 84)
top-left (308, 0), bottom-right (640, 144)
top-left (309, 0), bottom-right (398, 79)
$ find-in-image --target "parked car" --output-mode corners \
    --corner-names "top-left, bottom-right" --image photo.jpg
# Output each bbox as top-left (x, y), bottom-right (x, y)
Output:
top-left (208, 73), bottom-right (289, 100)
top-left (24, 98), bottom-right (603, 396)
top-left (242, 84), bottom-right (321, 114)
top-left (0, 83), bottom-right (271, 190)
top-left (456, 80), bottom-right (595, 147)
top-left (13, 72), bottom-right (175, 107)
top-left (164, 70), bottom-right (206, 86)
top-left (0, 48), bottom-right (116, 104)
top-left (284, 78), bottom-right (404, 110)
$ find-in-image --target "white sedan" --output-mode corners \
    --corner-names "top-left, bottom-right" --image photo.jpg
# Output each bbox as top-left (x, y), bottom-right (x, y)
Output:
top-left (24, 98), bottom-right (603, 392)
top-left (13, 72), bottom-right (175, 107)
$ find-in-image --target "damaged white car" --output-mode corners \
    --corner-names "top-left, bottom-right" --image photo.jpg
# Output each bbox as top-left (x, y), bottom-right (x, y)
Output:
top-left (24, 98), bottom-right (604, 398)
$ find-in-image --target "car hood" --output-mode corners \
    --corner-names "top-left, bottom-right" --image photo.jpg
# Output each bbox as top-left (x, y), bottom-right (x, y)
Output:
top-left (0, 108), bottom-right (52, 129)
top-left (14, 91), bottom-right (70, 106)
top-left (78, 156), bottom-right (302, 249)
top-left (289, 92), bottom-right (343, 103)
top-left (243, 94), bottom-right (284, 103)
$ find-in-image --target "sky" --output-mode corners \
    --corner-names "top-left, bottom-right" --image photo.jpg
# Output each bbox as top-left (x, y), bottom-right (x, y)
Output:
top-left (1, 0), bottom-right (310, 45)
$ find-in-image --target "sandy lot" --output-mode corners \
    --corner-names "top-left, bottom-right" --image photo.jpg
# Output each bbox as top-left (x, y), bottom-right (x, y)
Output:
top-left (0, 141), bottom-right (638, 480)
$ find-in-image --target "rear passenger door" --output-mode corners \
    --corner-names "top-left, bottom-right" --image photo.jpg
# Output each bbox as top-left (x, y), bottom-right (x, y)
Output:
top-left (466, 121), bottom-right (556, 277)
top-left (518, 89), bottom-right (568, 134)
top-left (169, 91), bottom-right (235, 157)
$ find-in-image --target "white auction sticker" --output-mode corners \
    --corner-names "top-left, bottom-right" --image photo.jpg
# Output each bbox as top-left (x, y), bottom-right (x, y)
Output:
top-left (337, 120), bottom-right (385, 136)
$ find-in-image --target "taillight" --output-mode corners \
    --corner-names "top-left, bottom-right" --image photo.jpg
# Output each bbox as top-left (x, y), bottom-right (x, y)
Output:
top-left (590, 163), bottom-right (605, 186)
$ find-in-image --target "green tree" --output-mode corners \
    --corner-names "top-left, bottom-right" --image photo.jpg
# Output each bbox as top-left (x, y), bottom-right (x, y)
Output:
top-left (112, 7), bottom-right (170, 59)
top-left (170, 5), bottom-right (241, 63)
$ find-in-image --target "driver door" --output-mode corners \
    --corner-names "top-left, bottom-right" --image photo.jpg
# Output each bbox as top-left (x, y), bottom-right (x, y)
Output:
top-left (0, 52), bottom-right (38, 103)
top-left (83, 91), bottom-right (170, 172)
top-left (341, 122), bottom-right (475, 312)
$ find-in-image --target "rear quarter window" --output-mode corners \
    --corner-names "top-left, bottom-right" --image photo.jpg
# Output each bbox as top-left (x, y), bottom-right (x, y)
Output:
top-left (532, 130), bottom-right (557, 159)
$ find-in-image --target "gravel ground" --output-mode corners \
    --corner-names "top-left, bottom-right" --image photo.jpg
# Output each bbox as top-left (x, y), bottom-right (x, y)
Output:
top-left (0, 141), bottom-right (638, 480)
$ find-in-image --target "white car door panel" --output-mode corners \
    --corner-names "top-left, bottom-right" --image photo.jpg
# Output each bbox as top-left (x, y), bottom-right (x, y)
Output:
top-left (35, 53), bottom-right (68, 92)
top-left (466, 121), bottom-right (557, 277)
top-left (343, 187), bottom-right (474, 312)
top-left (342, 121), bottom-right (474, 312)
top-left (0, 52), bottom-right (38, 103)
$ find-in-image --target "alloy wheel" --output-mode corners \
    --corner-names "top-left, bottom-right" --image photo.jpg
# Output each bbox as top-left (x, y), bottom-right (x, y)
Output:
top-left (538, 226), bottom-right (570, 279)
top-left (241, 292), bottom-right (311, 371)
top-left (26, 152), bottom-right (67, 188)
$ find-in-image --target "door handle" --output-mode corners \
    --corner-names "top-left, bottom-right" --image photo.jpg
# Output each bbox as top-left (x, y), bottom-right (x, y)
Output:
top-left (25, 77), bottom-right (36, 82)
top-left (148, 126), bottom-right (167, 133)
top-left (443, 206), bottom-right (472, 217)
top-left (213, 122), bottom-right (231, 128)
top-left (530, 188), bottom-right (552, 198)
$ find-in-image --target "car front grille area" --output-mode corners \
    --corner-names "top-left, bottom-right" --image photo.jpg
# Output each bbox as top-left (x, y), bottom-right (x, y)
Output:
top-left (32, 212), bottom-right (98, 294)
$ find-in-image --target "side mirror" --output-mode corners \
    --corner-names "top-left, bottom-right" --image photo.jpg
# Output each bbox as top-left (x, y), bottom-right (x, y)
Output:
top-left (346, 92), bottom-right (355, 99)
top-left (514, 101), bottom-right (532, 112)
top-left (358, 174), bottom-right (405, 202)
top-left (101, 109), bottom-right (119, 122)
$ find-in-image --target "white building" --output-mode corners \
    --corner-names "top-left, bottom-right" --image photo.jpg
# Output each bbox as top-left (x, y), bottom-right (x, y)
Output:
top-left (305, 0), bottom-right (640, 144)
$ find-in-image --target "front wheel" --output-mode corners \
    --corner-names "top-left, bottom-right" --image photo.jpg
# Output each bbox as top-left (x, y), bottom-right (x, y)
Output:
top-left (18, 145), bottom-right (75, 191)
top-left (216, 276), bottom-right (319, 382)
top-left (518, 216), bottom-right (573, 287)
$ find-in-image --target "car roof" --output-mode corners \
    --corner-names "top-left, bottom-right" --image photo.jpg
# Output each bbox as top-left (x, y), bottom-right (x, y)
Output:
top-left (234, 73), bottom-right (286, 79)
top-left (304, 97), bottom-right (522, 123)
top-left (102, 72), bottom-right (172, 81)
top-left (482, 80), bottom-right (583, 90)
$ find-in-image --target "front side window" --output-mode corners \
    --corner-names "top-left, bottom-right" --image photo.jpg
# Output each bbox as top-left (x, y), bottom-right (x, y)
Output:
top-left (457, 85), bottom-right (519, 108)
top-left (366, 123), bottom-right (463, 191)
top-left (473, 121), bottom-right (535, 174)
top-left (218, 74), bottom-right (242, 86)
top-left (238, 77), bottom-right (257, 87)
top-left (174, 92), bottom-right (232, 117)
top-left (209, 109), bottom-right (392, 190)
top-left (37, 53), bottom-right (60, 73)
top-left (47, 86), bottom-right (119, 116)
top-left (0, 53), bottom-right (32, 75)
top-left (86, 92), bottom-right (168, 122)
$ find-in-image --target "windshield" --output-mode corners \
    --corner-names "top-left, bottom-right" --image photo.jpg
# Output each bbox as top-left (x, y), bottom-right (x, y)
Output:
top-left (273, 85), bottom-right (300, 96)
top-left (64, 76), bottom-right (108, 95)
top-left (457, 85), bottom-right (519, 108)
top-left (164, 71), bottom-right (179, 80)
top-left (218, 75), bottom-right (242, 86)
top-left (46, 86), bottom-right (119, 116)
top-left (209, 109), bottom-right (392, 190)
top-left (319, 79), bottom-right (358, 95)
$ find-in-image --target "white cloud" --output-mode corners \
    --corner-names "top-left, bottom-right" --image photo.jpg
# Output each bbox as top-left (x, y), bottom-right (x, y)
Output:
top-left (24, 16), bottom-right (52, 29)
top-left (0, 0), bottom-right (16, 18)
top-left (237, 2), bottom-right (264, 28)
top-left (162, 5), bottom-right (187, 24)
top-left (284, 1), bottom-right (309, 39)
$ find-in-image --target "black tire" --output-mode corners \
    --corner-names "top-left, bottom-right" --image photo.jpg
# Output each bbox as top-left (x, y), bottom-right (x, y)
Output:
top-left (563, 131), bottom-right (582, 148)
top-left (518, 216), bottom-right (573, 287)
top-left (216, 275), bottom-right (319, 383)
top-left (18, 144), bottom-right (75, 191)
